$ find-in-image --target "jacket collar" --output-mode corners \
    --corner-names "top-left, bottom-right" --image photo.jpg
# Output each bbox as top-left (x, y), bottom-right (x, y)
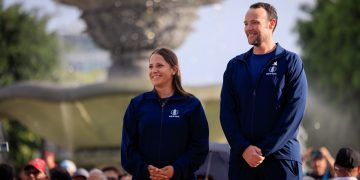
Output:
top-left (239, 43), bottom-right (286, 63)
top-left (143, 89), bottom-right (185, 100)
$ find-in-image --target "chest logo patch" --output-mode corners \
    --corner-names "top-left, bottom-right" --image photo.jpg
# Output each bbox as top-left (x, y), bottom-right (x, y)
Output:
top-left (266, 61), bottom-right (277, 75)
top-left (169, 109), bottom-right (180, 118)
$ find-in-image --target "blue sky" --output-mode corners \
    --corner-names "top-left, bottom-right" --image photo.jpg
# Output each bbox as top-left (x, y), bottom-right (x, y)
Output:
top-left (4, 0), bottom-right (314, 86)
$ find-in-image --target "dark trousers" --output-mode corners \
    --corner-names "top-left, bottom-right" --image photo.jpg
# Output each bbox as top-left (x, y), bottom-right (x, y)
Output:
top-left (229, 157), bottom-right (302, 180)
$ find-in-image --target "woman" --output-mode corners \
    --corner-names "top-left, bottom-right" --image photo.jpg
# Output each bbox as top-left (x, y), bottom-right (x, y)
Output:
top-left (121, 48), bottom-right (209, 180)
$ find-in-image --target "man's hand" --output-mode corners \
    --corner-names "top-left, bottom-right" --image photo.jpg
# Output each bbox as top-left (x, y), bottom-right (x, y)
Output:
top-left (242, 145), bottom-right (265, 167)
top-left (319, 147), bottom-right (332, 160)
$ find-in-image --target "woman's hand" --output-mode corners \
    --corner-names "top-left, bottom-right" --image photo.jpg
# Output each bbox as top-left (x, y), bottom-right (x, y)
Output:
top-left (160, 165), bottom-right (174, 179)
top-left (148, 165), bottom-right (172, 180)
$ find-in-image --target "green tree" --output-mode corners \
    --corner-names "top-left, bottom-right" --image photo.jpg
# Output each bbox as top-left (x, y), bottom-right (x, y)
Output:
top-left (296, 0), bottom-right (360, 147)
top-left (296, 0), bottom-right (360, 101)
top-left (0, 0), bottom-right (59, 168)
top-left (0, 2), bottom-right (58, 85)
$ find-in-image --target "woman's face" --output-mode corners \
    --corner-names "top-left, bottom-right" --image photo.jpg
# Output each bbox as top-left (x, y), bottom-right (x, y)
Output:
top-left (148, 53), bottom-right (176, 89)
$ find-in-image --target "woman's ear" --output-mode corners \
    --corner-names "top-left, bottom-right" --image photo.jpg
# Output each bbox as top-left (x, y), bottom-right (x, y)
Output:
top-left (172, 66), bottom-right (178, 75)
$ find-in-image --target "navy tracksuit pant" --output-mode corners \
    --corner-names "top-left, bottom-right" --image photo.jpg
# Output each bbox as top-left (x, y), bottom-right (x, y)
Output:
top-left (229, 157), bottom-right (302, 180)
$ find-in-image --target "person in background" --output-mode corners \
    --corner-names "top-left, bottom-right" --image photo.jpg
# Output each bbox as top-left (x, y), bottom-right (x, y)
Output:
top-left (0, 163), bottom-right (16, 180)
top-left (102, 166), bottom-right (120, 180)
top-left (120, 173), bottom-right (132, 180)
top-left (50, 167), bottom-right (71, 180)
top-left (121, 47), bottom-right (209, 179)
top-left (88, 168), bottom-right (107, 180)
top-left (17, 166), bottom-right (27, 180)
top-left (333, 147), bottom-right (360, 180)
top-left (72, 168), bottom-right (89, 180)
top-left (44, 151), bottom-right (57, 170)
top-left (303, 147), bottom-right (335, 180)
top-left (220, 2), bottom-right (308, 180)
top-left (24, 158), bottom-right (49, 180)
top-left (60, 160), bottom-right (77, 177)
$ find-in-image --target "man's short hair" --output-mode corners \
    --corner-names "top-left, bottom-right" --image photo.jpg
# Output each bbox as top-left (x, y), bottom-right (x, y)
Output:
top-left (311, 150), bottom-right (324, 160)
top-left (250, 2), bottom-right (278, 31)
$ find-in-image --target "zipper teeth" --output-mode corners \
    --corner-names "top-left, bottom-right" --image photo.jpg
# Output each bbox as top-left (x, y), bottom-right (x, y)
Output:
top-left (158, 103), bottom-right (164, 161)
top-left (158, 100), bottom-right (166, 163)
top-left (243, 61), bottom-right (254, 139)
top-left (244, 57), bottom-right (277, 139)
top-left (252, 89), bottom-right (256, 139)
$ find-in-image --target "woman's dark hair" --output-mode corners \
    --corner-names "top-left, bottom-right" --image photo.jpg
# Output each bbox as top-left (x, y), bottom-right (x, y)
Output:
top-left (150, 47), bottom-right (191, 96)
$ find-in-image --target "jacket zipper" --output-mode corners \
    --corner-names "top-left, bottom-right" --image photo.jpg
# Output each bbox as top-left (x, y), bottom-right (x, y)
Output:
top-left (158, 99), bottom-right (167, 163)
top-left (242, 61), bottom-right (256, 139)
top-left (244, 57), bottom-right (279, 140)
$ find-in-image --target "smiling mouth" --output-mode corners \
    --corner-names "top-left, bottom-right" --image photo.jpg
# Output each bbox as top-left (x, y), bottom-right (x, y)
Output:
top-left (247, 32), bottom-right (257, 38)
top-left (151, 75), bottom-right (161, 79)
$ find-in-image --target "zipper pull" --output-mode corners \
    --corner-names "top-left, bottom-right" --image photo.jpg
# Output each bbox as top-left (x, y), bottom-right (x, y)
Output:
top-left (253, 89), bottom-right (256, 96)
top-left (159, 98), bottom-right (168, 108)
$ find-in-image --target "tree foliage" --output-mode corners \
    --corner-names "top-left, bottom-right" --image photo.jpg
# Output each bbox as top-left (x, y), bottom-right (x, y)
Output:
top-left (0, 0), bottom-right (59, 169)
top-left (2, 121), bottom-right (42, 168)
top-left (0, 1), bottom-right (59, 85)
top-left (296, 0), bottom-right (360, 111)
top-left (296, 0), bottom-right (360, 152)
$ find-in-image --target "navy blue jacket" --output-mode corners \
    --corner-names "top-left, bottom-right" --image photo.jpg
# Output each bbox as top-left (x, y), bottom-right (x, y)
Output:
top-left (121, 90), bottom-right (209, 180)
top-left (220, 44), bottom-right (307, 163)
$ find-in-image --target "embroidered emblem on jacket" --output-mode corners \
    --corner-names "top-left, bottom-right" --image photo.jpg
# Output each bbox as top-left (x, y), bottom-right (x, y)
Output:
top-left (266, 61), bottom-right (277, 75)
top-left (169, 109), bottom-right (180, 118)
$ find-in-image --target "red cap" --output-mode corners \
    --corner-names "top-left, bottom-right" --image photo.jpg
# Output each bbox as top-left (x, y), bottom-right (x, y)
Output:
top-left (25, 158), bottom-right (47, 173)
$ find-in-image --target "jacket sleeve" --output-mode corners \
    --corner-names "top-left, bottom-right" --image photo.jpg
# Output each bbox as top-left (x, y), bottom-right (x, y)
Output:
top-left (220, 60), bottom-right (251, 160)
top-left (121, 99), bottom-right (150, 179)
top-left (172, 100), bottom-right (209, 180)
top-left (257, 56), bottom-right (308, 156)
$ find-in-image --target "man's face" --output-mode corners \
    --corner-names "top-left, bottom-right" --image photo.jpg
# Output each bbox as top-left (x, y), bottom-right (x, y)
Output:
top-left (244, 7), bottom-right (275, 47)
top-left (312, 158), bottom-right (328, 176)
top-left (104, 170), bottom-right (119, 180)
top-left (25, 166), bottom-right (47, 180)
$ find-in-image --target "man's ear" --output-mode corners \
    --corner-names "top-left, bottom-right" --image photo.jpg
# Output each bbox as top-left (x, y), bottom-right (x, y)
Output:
top-left (269, 19), bottom-right (277, 30)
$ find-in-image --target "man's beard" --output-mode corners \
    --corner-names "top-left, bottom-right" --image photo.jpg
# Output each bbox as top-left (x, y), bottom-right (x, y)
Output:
top-left (248, 35), bottom-right (261, 47)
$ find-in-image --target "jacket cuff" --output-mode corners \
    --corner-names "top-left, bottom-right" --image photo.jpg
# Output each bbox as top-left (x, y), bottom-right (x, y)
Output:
top-left (172, 164), bottom-right (181, 180)
top-left (235, 142), bottom-right (251, 160)
top-left (141, 164), bottom-right (150, 179)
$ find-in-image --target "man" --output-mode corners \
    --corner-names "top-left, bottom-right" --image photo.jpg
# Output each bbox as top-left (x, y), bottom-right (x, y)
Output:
top-left (102, 166), bottom-right (120, 180)
top-left (220, 2), bottom-right (307, 180)
top-left (333, 147), bottom-right (360, 180)
top-left (88, 168), bottom-right (107, 180)
top-left (72, 168), bottom-right (89, 180)
top-left (24, 158), bottom-right (49, 180)
top-left (303, 148), bottom-right (335, 180)
top-left (44, 151), bottom-right (57, 170)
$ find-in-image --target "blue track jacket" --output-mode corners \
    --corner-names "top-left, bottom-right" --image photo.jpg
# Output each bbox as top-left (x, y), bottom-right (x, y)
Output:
top-left (220, 44), bottom-right (308, 165)
top-left (121, 91), bottom-right (209, 180)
